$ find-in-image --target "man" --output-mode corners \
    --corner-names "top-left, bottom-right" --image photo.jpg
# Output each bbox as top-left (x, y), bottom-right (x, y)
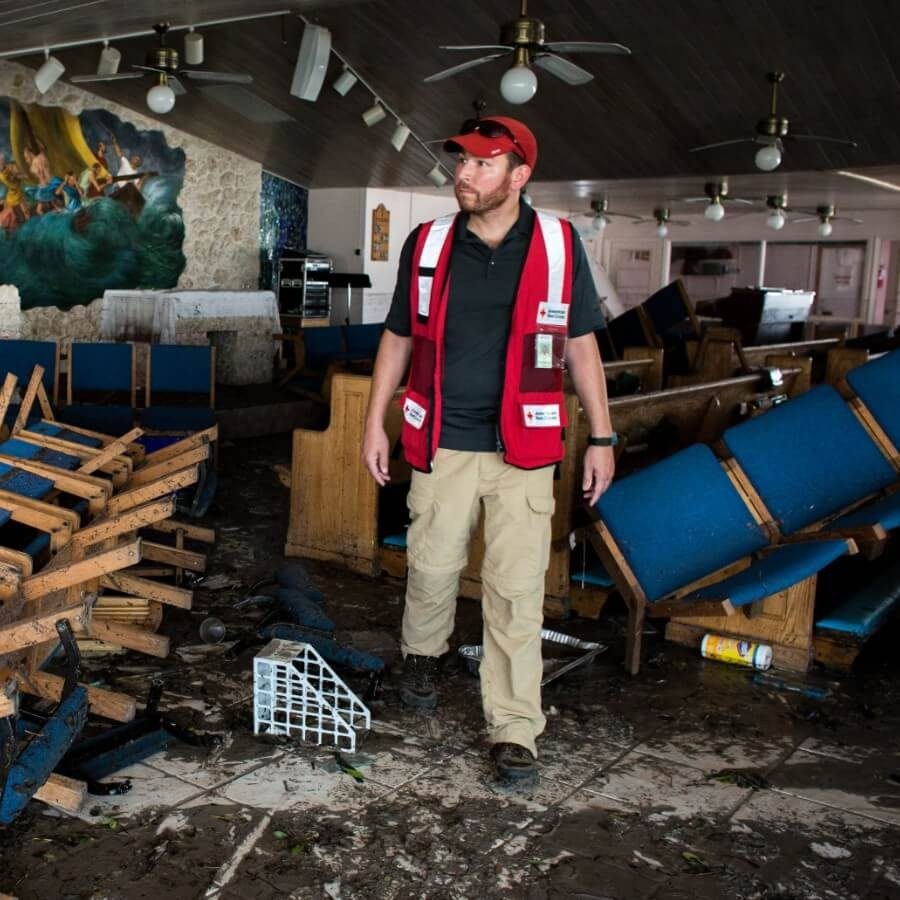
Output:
top-left (362, 116), bottom-right (615, 785)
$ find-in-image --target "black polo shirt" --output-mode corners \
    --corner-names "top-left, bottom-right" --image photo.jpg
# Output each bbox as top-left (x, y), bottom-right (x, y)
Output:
top-left (385, 201), bottom-right (602, 452)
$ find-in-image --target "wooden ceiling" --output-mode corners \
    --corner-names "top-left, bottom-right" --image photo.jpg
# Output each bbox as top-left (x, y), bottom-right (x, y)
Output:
top-left (3, 0), bottom-right (900, 200)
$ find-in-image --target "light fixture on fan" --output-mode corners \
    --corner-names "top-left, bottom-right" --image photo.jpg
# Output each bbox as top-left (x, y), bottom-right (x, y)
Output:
top-left (633, 206), bottom-right (690, 237)
top-left (678, 179), bottom-right (757, 221)
top-left (792, 203), bottom-right (863, 236)
top-left (147, 74), bottom-right (176, 114)
top-left (764, 193), bottom-right (790, 230)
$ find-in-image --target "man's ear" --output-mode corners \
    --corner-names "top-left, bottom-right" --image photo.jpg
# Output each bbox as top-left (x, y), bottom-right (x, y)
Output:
top-left (511, 163), bottom-right (532, 192)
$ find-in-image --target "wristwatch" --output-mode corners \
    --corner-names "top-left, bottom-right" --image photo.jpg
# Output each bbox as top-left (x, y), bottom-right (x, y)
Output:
top-left (587, 433), bottom-right (618, 447)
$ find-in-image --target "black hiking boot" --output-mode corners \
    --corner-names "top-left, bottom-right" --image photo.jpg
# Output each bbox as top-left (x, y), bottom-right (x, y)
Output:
top-left (399, 654), bottom-right (438, 712)
top-left (490, 742), bottom-right (538, 786)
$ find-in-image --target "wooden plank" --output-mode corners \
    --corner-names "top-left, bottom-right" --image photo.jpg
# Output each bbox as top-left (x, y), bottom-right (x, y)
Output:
top-left (849, 397), bottom-right (900, 470)
top-left (0, 564), bottom-right (21, 601)
top-left (825, 347), bottom-right (869, 386)
top-left (71, 498), bottom-right (176, 549)
top-left (0, 548), bottom-right (32, 576)
top-left (12, 365), bottom-right (44, 433)
top-left (813, 633), bottom-right (860, 671)
top-left (0, 604), bottom-right (87, 654)
top-left (149, 519), bottom-right (216, 544)
top-left (0, 373), bottom-right (17, 427)
top-left (648, 598), bottom-right (736, 619)
top-left (33, 773), bottom-right (87, 814)
top-left (36, 417), bottom-right (146, 460)
top-left (0, 676), bottom-right (15, 718)
top-left (127, 444), bottom-right (210, 487)
top-left (77, 428), bottom-right (143, 475)
top-left (21, 541), bottom-right (142, 602)
top-left (107, 466), bottom-right (199, 514)
top-left (23, 670), bottom-right (136, 722)
top-left (143, 426), bottom-right (218, 466)
top-left (10, 432), bottom-right (130, 482)
top-left (86, 619), bottom-right (170, 658)
top-left (141, 541), bottom-right (206, 572)
top-left (0, 500), bottom-right (72, 552)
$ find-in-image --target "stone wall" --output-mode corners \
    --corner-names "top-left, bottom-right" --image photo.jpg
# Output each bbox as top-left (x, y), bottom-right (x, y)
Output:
top-left (0, 60), bottom-right (262, 343)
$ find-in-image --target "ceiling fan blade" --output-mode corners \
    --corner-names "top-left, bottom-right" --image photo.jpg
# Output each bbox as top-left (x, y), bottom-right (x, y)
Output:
top-left (785, 133), bottom-right (858, 147)
top-left (70, 72), bottom-right (145, 83)
top-left (184, 70), bottom-right (253, 84)
top-left (533, 53), bottom-right (593, 85)
top-left (605, 210), bottom-right (643, 220)
top-left (423, 53), bottom-right (509, 82)
top-left (791, 216), bottom-right (817, 224)
top-left (681, 197), bottom-right (710, 203)
top-left (439, 44), bottom-right (513, 51)
top-left (169, 75), bottom-right (187, 95)
top-left (725, 197), bottom-right (758, 205)
top-left (542, 41), bottom-right (631, 55)
top-left (845, 216), bottom-right (864, 224)
top-left (671, 220), bottom-right (692, 227)
top-left (690, 137), bottom-right (756, 152)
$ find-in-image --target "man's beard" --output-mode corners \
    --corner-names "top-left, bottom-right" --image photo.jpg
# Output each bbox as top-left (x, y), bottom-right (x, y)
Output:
top-left (455, 172), bottom-right (513, 213)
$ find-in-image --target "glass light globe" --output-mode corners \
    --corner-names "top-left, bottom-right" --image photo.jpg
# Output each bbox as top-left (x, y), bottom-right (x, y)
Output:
top-left (766, 209), bottom-right (786, 230)
top-left (817, 220), bottom-right (833, 237)
top-left (755, 143), bottom-right (782, 171)
top-left (656, 222), bottom-right (669, 238)
top-left (147, 82), bottom-right (176, 114)
top-left (704, 200), bottom-right (725, 221)
top-left (592, 214), bottom-right (609, 233)
top-left (500, 64), bottom-right (537, 105)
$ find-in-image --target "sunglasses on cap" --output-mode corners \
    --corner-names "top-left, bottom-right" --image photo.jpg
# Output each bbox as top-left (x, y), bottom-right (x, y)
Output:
top-left (457, 118), bottom-right (526, 161)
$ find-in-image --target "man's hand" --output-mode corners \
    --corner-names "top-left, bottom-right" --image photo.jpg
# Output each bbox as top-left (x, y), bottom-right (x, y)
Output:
top-left (362, 425), bottom-right (391, 486)
top-left (582, 445), bottom-right (615, 507)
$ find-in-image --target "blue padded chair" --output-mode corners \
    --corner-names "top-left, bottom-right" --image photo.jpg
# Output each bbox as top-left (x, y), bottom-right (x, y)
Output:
top-left (25, 420), bottom-right (103, 449)
top-left (846, 349), bottom-right (900, 454)
top-left (0, 436), bottom-right (81, 471)
top-left (57, 342), bottom-right (136, 436)
top-left (343, 324), bottom-right (384, 361)
top-left (722, 385), bottom-right (898, 539)
top-left (303, 326), bottom-right (344, 369)
top-left (141, 344), bottom-right (216, 433)
top-left (0, 340), bottom-right (59, 428)
top-left (591, 443), bottom-right (854, 673)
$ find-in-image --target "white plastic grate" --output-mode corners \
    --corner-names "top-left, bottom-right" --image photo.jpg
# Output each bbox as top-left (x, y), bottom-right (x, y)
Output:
top-left (253, 639), bottom-right (371, 752)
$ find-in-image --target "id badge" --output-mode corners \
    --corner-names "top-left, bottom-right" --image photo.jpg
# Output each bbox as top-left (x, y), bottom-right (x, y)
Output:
top-left (535, 333), bottom-right (554, 369)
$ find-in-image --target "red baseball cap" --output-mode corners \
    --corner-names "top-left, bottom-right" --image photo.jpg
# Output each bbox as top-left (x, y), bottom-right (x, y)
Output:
top-left (443, 116), bottom-right (538, 170)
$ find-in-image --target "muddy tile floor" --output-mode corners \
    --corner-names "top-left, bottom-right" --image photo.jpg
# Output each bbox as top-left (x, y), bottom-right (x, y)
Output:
top-left (1, 435), bottom-right (899, 899)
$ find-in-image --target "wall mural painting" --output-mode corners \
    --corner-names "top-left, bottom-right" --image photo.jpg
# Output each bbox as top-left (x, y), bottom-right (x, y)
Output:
top-left (0, 99), bottom-right (186, 310)
top-left (259, 170), bottom-right (308, 291)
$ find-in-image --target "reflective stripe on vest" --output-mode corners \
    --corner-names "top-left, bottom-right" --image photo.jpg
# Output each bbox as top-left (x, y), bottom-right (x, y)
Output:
top-left (415, 213), bottom-right (455, 318)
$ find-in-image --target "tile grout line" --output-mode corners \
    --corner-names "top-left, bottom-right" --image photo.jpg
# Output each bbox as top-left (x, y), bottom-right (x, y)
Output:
top-left (725, 736), bottom-right (804, 822)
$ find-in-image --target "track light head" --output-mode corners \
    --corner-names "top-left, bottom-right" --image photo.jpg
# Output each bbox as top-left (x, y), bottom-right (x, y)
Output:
top-left (361, 100), bottom-right (386, 127)
top-left (184, 27), bottom-right (204, 66)
top-left (391, 121), bottom-right (411, 152)
top-left (96, 40), bottom-right (121, 75)
top-left (332, 67), bottom-right (357, 96)
top-left (426, 163), bottom-right (447, 187)
top-left (34, 48), bottom-right (65, 94)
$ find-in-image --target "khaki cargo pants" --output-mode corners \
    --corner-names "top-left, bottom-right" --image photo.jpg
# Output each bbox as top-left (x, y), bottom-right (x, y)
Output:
top-left (401, 448), bottom-right (554, 756)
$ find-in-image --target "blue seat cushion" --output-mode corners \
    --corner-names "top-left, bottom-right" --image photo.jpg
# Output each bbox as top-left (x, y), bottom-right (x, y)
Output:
top-left (382, 533), bottom-right (407, 549)
top-left (58, 404), bottom-right (135, 436)
top-left (692, 539), bottom-right (851, 607)
top-left (140, 406), bottom-right (216, 432)
top-left (27, 421), bottom-right (103, 448)
top-left (723, 386), bottom-right (897, 534)
top-left (0, 438), bottom-right (80, 470)
top-left (595, 444), bottom-right (768, 602)
top-left (0, 461), bottom-right (54, 499)
top-left (0, 508), bottom-right (11, 527)
top-left (815, 560), bottom-right (900, 639)
top-left (847, 350), bottom-right (900, 449)
top-left (833, 490), bottom-right (900, 532)
top-left (21, 531), bottom-right (50, 559)
top-left (570, 561), bottom-right (614, 588)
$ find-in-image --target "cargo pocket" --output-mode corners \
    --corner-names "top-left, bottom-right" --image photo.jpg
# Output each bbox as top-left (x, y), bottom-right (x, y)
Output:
top-left (525, 493), bottom-right (555, 574)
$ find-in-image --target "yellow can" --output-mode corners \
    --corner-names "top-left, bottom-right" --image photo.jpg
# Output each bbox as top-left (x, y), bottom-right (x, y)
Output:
top-left (700, 633), bottom-right (773, 670)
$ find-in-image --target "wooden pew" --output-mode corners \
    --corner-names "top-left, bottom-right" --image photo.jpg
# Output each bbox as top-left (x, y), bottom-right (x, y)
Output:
top-left (286, 366), bottom-right (804, 616)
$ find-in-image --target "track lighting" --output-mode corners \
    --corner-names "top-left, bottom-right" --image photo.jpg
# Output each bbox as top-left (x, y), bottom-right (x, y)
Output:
top-left (34, 48), bottom-right (65, 93)
top-left (362, 100), bottom-right (386, 127)
top-left (184, 27), bottom-right (204, 66)
top-left (96, 40), bottom-right (121, 75)
top-left (426, 163), bottom-right (448, 187)
top-left (147, 74), bottom-right (176, 114)
top-left (332, 67), bottom-right (357, 96)
top-left (390, 121), bottom-right (411, 152)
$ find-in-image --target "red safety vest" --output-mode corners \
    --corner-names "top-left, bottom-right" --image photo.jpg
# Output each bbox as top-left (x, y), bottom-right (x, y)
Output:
top-left (400, 209), bottom-right (574, 471)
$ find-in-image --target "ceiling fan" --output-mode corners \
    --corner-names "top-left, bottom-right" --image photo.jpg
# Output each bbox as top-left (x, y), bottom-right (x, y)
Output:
top-left (569, 198), bottom-right (642, 235)
top-left (761, 193), bottom-right (796, 230)
top-left (690, 72), bottom-right (857, 171)
top-left (423, 0), bottom-right (631, 105)
top-left (633, 207), bottom-right (690, 238)
top-left (677, 179), bottom-right (758, 221)
top-left (70, 23), bottom-right (252, 114)
top-left (792, 204), bottom-right (863, 237)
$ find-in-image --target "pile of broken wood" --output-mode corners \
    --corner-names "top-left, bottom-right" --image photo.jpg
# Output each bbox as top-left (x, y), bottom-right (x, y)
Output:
top-left (0, 366), bottom-right (216, 824)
